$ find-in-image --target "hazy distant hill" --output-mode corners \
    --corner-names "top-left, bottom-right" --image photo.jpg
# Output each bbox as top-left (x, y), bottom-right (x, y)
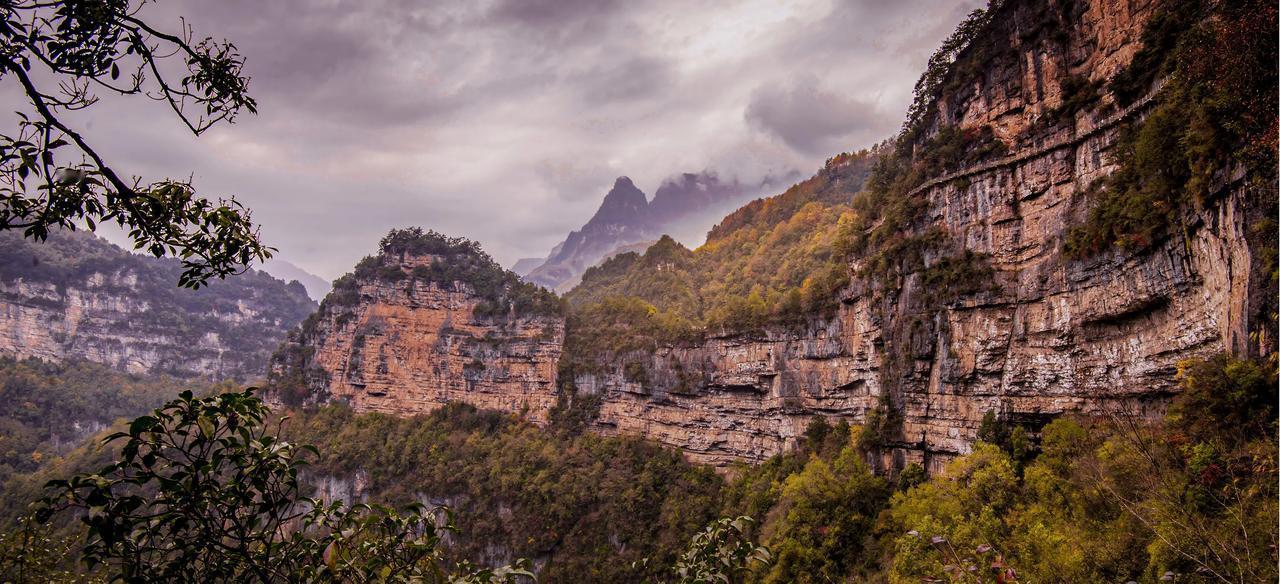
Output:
top-left (0, 230), bottom-right (317, 381)
top-left (262, 258), bottom-right (332, 301)
top-left (523, 172), bottom-right (769, 291)
top-left (510, 257), bottom-right (545, 276)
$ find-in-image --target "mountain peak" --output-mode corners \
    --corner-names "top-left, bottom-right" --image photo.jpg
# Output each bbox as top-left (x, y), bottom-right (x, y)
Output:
top-left (589, 176), bottom-right (649, 226)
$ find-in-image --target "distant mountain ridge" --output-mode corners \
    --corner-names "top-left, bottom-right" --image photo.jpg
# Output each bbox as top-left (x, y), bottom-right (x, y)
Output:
top-left (523, 172), bottom-right (770, 291)
top-left (262, 258), bottom-right (332, 301)
top-left (0, 230), bottom-right (317, 380)
top-left (510, 257), bottom-right (545, 276)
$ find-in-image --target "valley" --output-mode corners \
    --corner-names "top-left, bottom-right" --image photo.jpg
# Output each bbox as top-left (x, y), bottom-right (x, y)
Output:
top-left (0, 0), bottom-right (1274, 581)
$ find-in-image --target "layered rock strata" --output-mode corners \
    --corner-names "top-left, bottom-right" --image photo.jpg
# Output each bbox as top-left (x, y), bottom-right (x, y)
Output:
top-left (0, 231), bottom-right (315, 380)
top-left (571, 0), bottom-right (1263, 470)
top-left (269, 253), bottom-right (564, 419)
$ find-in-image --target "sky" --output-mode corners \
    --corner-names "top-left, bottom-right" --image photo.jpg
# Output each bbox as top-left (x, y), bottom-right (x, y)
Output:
top-left (5, 0), bottom-right (980, 281)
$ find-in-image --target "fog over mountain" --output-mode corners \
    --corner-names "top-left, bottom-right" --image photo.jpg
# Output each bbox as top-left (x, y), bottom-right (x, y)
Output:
top-left (522, 171), bottom-right (787, 291)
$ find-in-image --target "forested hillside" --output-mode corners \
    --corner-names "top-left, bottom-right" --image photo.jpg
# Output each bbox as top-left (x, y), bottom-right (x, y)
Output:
top-left (0, 358), bottom-right (221, 516)
top-left (566, 150), bottom-right (876, 332)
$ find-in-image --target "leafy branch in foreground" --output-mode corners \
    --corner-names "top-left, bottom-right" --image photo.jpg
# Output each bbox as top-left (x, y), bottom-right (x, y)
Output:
top-left (0, 0), bottom-right (271, 288)
top-left (27, 389), bottom-right (532, 583)
top-left (636, 516), bottom-right (772, 584)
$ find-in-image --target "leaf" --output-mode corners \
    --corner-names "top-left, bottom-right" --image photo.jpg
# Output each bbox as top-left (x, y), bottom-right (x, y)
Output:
top-left (129, 415), bottom-right (157, 436)
top-left (197, 415), bottom-right (215, 439)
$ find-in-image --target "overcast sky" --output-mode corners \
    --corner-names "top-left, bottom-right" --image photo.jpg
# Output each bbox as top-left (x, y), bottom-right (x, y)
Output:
top-left (7, 0), bottom-right (980, 280)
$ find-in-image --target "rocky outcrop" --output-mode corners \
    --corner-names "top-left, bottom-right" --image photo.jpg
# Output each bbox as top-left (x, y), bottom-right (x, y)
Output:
top-left (0, 230), bottom-right (316, 380)
top-left (268, 233), bottom-right (564, 418)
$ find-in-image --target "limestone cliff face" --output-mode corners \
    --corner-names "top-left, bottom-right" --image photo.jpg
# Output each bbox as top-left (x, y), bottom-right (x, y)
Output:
top-left (572, 314), bottom-right (882, 467)
top-left (268, 242), bottom-right (564, 418)
top-left (0, 230), bottom-right (316, 380)
top-left (582, 167), bottom-right (1256, 470)
top-left (567, 0), bottom-right (1265, 471)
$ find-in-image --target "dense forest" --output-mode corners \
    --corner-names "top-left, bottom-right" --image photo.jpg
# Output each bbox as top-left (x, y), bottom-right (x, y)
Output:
top-left (0, 358), bottom-right (223, 487)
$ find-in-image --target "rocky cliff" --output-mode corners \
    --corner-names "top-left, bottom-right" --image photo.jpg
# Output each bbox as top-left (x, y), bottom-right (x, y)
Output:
top-left (0, 230), bottom-right (316, 380)
top-left (267, 229), bottom-right (564, 416)
top-left (568, 0), bottom-right (1272, 470)
top-left (277, 0), bottom-right (1274, 472)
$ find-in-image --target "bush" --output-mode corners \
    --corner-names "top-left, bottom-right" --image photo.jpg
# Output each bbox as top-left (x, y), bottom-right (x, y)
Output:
top-left (1169, 354), bottom-right (1276, 447)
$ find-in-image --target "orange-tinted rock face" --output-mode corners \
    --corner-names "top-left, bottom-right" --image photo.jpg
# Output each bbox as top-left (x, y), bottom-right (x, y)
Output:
top-left (929, 0), bottom-right (1159, 145)
top-left (269, 253), bottom-right (563, 420)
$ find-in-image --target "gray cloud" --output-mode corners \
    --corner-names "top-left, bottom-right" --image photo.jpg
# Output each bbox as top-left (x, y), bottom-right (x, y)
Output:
top-left (2, 0), bottom-right (979, 280)
top-left (485, 0), bottom-right (627, 33)
top-left (745, 75), bottom-right (892, 155)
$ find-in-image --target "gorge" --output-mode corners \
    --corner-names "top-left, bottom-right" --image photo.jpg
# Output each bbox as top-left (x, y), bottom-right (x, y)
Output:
top-left (1, 0), bottom-right (1275, 581)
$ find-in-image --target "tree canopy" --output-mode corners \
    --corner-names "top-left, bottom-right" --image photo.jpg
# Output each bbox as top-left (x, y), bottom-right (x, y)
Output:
top-left (0, 0), bottom-right (270, 288)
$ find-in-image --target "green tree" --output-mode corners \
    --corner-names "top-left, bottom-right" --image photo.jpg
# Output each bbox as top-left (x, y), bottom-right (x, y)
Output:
top-left (640, 516), bottom-right (771, 584)
top-left (755, 438), bottom-right (888, 583)
top-left (29, 389), bottom-right (532, 583)
top-left (0, 0), bottom-right (271, 288)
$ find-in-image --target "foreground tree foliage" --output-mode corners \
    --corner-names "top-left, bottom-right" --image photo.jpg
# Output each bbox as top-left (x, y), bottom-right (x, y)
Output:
top-left (0, 0), bottom-right (271, 288)
top-left (22, 389), bottom-right (534, 583)
top-left (648, 517), bottom-right (772, 584)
